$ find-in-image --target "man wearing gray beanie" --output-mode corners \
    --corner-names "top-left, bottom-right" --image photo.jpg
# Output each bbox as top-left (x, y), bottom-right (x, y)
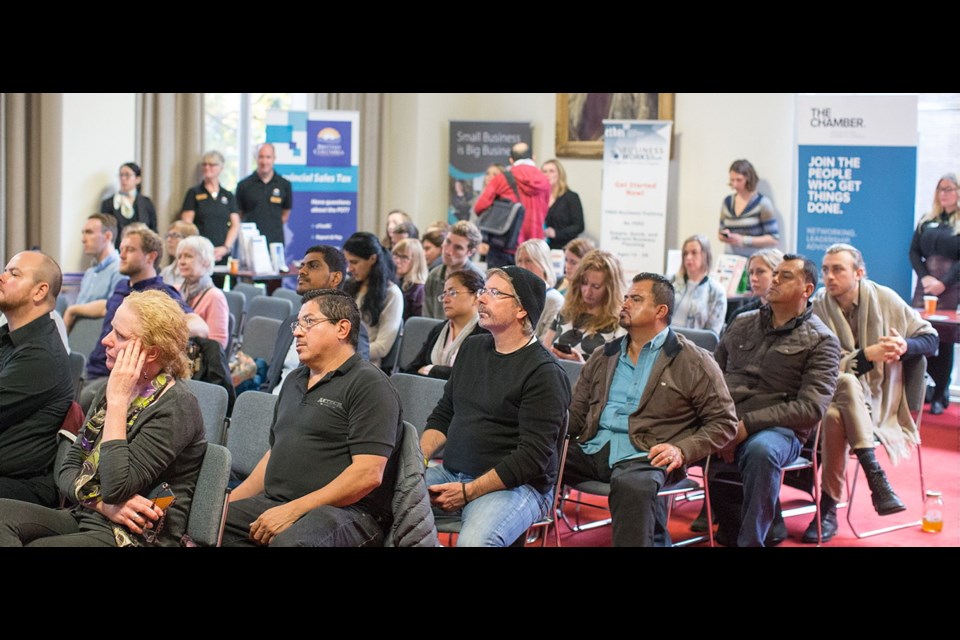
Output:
top-left (420, 266), bottom-right (571, 546)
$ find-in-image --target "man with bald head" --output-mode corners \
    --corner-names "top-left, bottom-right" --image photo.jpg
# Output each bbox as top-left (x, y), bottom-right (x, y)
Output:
top-left (236, 142), bottom-right (294, 250)
top-left (0, 251), bottom-right (75, 506)
top-left (472, 141), bottom-right (550, 268)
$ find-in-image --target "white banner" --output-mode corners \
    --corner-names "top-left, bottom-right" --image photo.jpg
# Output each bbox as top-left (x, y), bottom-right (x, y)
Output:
top-left (600, 120), bottom-right (673, 278)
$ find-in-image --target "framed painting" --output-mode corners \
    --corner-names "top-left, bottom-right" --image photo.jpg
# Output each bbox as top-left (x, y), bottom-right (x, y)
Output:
top-left (555, 93), bottom-right (675, 159)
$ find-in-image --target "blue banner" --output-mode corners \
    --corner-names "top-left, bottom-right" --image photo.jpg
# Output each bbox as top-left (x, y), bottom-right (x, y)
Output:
top-left (795, 95), bottom-right (918, 300)
top-left (267, 109), bottom-right (360, 261)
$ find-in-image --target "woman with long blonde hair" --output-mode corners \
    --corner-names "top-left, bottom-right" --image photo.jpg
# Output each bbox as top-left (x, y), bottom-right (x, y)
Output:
top-left (541, 249), bottom-right (626, 362)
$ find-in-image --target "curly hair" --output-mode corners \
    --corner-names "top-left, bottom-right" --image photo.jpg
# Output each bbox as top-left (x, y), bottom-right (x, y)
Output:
top-left (122, 290), bottom-right (190, 379)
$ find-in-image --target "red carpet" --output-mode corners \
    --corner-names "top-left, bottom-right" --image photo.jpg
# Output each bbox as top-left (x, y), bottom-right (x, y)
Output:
top-left (535, 402), bottom-right (960, 548)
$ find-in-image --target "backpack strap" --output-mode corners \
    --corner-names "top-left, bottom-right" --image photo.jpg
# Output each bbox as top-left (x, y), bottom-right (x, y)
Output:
top-left (503, 171), bottom-right (523, 202)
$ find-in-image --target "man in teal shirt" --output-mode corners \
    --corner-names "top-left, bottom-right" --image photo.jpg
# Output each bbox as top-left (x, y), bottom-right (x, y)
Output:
top-left (564, 273), bottom-right (738, 546)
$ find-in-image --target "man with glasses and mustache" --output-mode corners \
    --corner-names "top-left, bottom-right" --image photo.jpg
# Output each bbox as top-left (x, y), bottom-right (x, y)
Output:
top-left (223, 289), bottom-right (408, 547)
top-left (420, 266), bottom-right (571, 546)
top-left (261, 245), bottom-right (369, 394)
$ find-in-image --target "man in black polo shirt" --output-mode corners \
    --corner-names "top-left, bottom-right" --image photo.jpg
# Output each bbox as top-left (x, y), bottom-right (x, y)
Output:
top-left (223, 289), bottom-right (402, 547)
top-left (235, 143), bottom-right (293, 250)
top-left (0, 251), bottom-right (75, 506)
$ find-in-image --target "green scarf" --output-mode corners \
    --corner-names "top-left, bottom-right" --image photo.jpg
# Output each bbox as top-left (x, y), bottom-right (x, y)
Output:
top-left (73, 373), bottom-right (170, 547)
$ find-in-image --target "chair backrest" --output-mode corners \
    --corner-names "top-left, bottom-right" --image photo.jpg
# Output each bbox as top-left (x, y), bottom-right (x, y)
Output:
top-left (398, 316), bottom-right (443, 371)
top-left (557, 359), bottom-right (584, 390)
top-left (186, 443), bottom-right (232, 547)
top-left (182, 379), bottom-right (230, 445)
top-left (67, 351), bottom-right (86, 400)
top-left (674, 327), bottom-right (720, 353)
top-left (56, 293), bottom-right (69, 316)
top-left (903, 354), bottom-right (928, 414)
top-left (241, 316), bottom-right (283, 362)
top-left (390, 373), bottom-right (447, 437)
top-left (225, 312), bottom-right (236, 358)
top-left (271, 287), bottom-right (302, 308)
top-left (68, 317), bottom-right (104, 359)
top-left (380, 326), bottom-right (403, 375)
top-left (227, 390), bottom-right (278, 479)
top-left (245, 297), bottom-right (293, 337)
top-left (232, 282), bottom-right (266, 307)
top-left (223, 290), bottom-right (245, 327)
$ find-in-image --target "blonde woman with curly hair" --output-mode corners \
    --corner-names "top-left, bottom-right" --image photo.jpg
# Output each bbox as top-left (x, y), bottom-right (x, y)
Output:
top-left (542, 249), bottom-right (626, 362)
top-left (0, 290), bottom-right (206, 547)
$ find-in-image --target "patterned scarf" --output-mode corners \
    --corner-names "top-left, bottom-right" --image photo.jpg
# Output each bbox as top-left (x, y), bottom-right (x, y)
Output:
top-left (72, 373), bottom-right (170, 547)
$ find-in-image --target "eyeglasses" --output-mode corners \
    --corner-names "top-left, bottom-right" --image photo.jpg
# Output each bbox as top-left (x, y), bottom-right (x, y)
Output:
top-left (290, 316), bottom-right (339, 332)
top-left (937, 187), bottom-right (957, 194)
top-left (165, 232), bottom-right (183, 240)
top-left (437, 288), bottom-right (473, 301)
top-left (476, 287), bottom-right (518, 301)
top-left (392, 254), bottom-right (411, 261)
top-left (201, 162), bottom-right (221, 167)
top-left (118, 172), bottom-right (137, 179)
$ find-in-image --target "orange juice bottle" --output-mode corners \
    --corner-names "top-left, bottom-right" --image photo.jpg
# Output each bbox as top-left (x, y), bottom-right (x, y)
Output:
top-left (922, 490), bottom-right (943, 533)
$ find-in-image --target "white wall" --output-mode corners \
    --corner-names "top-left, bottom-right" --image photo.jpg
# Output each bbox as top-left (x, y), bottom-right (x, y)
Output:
top-left (55, 92), bottom-right (136, 271)
top-left (380, 93), bottom-right (799, 270)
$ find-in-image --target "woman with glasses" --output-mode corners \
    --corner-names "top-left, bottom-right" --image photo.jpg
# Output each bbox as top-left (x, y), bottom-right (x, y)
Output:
top-left (159, 220), bottom-right (199, 289)
top-left (541, 249), bottom-right (627, 362)
top-left (391, 238), bottom-right (428, 321)
top-left (100, 162), bottom-right (158, 247)
top-left (514, 239), bottom-right (564, 339)
top-left (342, 232), bottom-right (403, 369)
top-left (910, 173), bottom-right (960, 415)
top-left (403, 269), bottom-right (488, 380)
top-left (180, 151), bottom-right (241, 267)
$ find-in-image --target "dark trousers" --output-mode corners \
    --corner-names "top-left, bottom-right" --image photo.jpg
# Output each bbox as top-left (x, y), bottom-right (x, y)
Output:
top-left (562, 443), bottom-right (670, 547)
top-left (927, 341), bottom-right (955, 403)
top-left (222, 494), bottom-right (386, 547)
top-left (0, 499), bottom-right (115, 547)
top-left (0, 475), bottom-right (58, 507)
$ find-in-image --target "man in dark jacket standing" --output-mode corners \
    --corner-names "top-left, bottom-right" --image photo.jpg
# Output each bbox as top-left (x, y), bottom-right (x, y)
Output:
top-left (564, 273), bottom-right (738, 546)
top-left (713, 254), bottom-right (840, 547)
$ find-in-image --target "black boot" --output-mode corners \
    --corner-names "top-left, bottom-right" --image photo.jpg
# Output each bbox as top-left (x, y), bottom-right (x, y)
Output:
top-left (802, 493), bottom-right (838, 543)
top-left (855, 448), bottom-right (906, 516)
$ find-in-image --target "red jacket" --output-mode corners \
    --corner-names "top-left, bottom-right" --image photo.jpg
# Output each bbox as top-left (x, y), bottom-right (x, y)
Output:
top-left (473, 162), bottom-right (550, 250)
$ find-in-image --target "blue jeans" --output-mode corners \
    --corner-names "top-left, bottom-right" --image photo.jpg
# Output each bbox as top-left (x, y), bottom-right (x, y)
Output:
top-left (425, 463), bottom-right (552, 547)
top-left (735, 426), bottom-right (802, 547)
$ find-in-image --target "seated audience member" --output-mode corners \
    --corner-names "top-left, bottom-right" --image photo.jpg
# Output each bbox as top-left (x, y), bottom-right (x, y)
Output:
top-left (0, 251), bottom-right (75, 506)
top-left (803, 243), bottom-right (938, 543)
top-left (420, 266), bottom-right (571, 546)
top-left (79, 224), bottom-right (205, 413)
top-left (389, 220), bottom-right (419, 248)
top-left (403, 269), bottom-right (488, 380)
top-left (421, 228), bottom-right (446, 271)
top-left (556, 237), bottom-right (596, 295)
top-left (382, 209), bottom-right (413, 251)
top-left (176, 235), bottom-right (230, 350)
top-left (64, 214), bottom-right (125, 331)
top-left (343, 232), bottom-right (403, 369)
top-left (564, 273), bottom-right (738, 546)
top-left (711, 254), bottom-right (840, 547)
top-left (542, 249), bottom-right (626, 362)
top-left (0, 291), bottom-right (206, 546)
top-left (262, 245), bottom-right (370, 394)
top-left (514, 239), bottom-right (564, 339)
top-left (159, 220), bottom-right (199, 289)
top-left (672, 234), bottom-right (727, 335)
top-left (391, 238), bottom-right (428, 321)
top-left (726, 248), bottom-right (784, 326)
top-left (423, 220), bottom-right (485, 320)
top-left (222, 289), bottom-right (403, 547)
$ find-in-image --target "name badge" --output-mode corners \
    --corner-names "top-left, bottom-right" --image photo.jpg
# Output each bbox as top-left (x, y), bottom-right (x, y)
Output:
top-left (270, 196), bottom-right (282, 204)
top-left (195, 193), bottom-right (208, 201)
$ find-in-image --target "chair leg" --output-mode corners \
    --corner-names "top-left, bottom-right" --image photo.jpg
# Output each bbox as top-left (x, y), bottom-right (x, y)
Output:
top-left (845, 446), bottom-right (923, 539)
